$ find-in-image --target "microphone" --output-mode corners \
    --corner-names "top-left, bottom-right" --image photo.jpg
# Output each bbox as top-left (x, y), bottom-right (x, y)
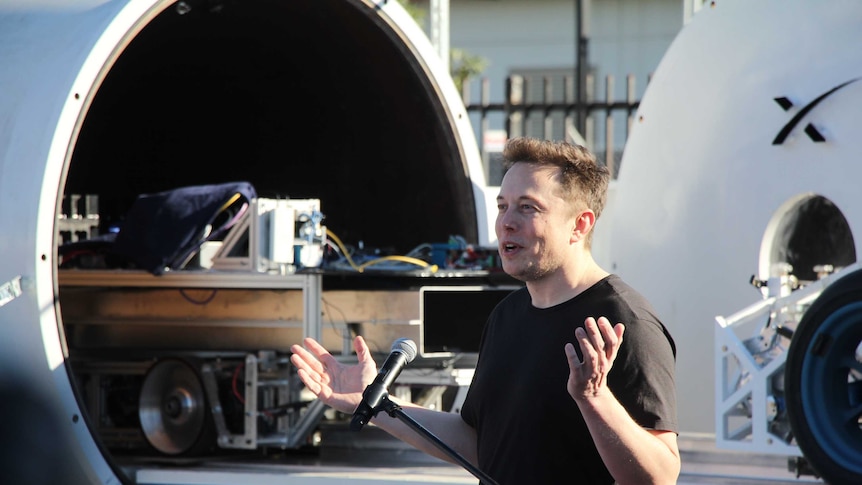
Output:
top-left (350, 338), bottom-right (418, 431)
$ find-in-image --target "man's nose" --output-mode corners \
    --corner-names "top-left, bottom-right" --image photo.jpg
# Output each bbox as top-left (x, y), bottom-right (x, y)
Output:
top-left (497, 210), bottom-right (516, 231)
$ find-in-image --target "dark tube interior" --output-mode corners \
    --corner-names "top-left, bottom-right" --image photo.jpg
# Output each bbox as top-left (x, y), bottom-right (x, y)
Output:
top-left (66, 0), bottom-right (478, 253)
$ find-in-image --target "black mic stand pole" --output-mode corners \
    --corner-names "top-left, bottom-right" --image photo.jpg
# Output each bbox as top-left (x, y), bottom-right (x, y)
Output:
top-left (376, 396), bottom-right (500, 485)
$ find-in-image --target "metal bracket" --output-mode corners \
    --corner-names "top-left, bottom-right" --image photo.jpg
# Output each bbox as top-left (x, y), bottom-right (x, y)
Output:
top-left (202, 354), bottom-right (259, 450)
top-left (0, 276), bottom-right (22, 308)
top-left (201, 353), bottom-right (328, 450)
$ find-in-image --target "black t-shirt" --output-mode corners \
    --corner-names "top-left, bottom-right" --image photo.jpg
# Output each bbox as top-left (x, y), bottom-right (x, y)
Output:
top-left (461, 275), bottom-right (678, 485)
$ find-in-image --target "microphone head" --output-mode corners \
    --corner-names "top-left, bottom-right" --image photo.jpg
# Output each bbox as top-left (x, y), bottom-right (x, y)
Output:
top-left (391, 338), bottom-right (418, 363)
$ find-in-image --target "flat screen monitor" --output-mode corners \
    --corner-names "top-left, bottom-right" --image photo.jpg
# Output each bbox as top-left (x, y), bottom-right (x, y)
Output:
top-left (419, 286), bottom-right (519, 357)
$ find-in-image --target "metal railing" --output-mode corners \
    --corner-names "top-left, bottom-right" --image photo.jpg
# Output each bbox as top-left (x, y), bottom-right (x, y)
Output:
top-left (461, 73), bottom-right (645, 180)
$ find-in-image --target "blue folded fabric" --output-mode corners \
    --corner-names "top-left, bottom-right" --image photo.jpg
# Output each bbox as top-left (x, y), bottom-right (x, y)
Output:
top-left (111, 181), bottom-right (256, 275)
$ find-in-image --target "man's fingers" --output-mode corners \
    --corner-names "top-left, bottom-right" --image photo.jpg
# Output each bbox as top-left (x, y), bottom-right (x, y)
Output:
top-left (295, 367), bottom-right (328, 398)
top-left (290, 339), bottom-right (334, 379)
top-left (289, 345), bottom-right (317, 372)
top-left (304, 336), bottom-right (330, 358)
top-left (295, 368), bottom-right (316, 391)
top-left (595, 317), bottom-right (616, 357)
top-left (575, 325), bottom-right (597, 364)
top-left (615, 322), bottom-right (625, 339)
top-left (592, 317), bottom-right (626, 359)
top-left (575, 317), bottom-right (626, 363)
top-left (290, 353), bottom-right (323, 385)
top-left (353, 335), bottom-right (370, 363)
top-left (565, 342), bottom-right (580, 367)
top-left (583, 317), bottom-right (606, 354)
top-left (307, 337), bottom-right (344, 371)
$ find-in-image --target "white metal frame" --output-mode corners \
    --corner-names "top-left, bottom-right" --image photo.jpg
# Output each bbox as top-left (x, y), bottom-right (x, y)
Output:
top-left (210, 198), bottom-right (323, 274)
top-left (715, 262), bottom-right (861, 454)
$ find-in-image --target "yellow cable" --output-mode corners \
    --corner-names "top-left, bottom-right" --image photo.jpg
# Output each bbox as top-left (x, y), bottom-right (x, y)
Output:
top-left (218, 193), bottom-right (242, 213)
top-left (325, 228), bottom-right (438, 273)
top-left (357, 255), bottom-right (438, 273)
top-left (325, 228), bottom-right (362, 271)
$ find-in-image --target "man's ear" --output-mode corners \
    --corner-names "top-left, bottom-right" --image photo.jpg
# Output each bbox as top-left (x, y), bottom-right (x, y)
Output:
top-left (571, 210), bottom-right (596, 243)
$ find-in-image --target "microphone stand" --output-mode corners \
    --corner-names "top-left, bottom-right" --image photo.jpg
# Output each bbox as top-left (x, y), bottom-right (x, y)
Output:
top-left (375, 396), bottom-right (501, 485)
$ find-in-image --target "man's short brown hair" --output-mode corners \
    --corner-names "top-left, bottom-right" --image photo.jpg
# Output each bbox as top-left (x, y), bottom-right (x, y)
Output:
top-left (502, 137), bottom-right (610, 220)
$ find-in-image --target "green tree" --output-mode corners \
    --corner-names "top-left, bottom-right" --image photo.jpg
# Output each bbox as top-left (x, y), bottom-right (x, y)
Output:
top-left (450, 47), bottom-right (488, 90)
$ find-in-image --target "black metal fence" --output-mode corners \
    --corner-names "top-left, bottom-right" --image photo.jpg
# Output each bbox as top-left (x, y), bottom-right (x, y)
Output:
top-left (461, 73), bottom-right (645, 182)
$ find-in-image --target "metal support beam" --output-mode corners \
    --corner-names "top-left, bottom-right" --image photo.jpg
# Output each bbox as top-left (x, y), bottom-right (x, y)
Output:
top-left (430, 0), bottom-right (450, 70)
top-left (575, 0), bottom-right (591, 135)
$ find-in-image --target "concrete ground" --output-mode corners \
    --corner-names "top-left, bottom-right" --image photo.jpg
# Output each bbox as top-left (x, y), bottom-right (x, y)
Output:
top-left (127, 431), bottom-right (824, 485)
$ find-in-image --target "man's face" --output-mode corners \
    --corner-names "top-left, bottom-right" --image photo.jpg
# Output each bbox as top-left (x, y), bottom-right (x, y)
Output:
top-left (495, 163), bottom-right (576, 282)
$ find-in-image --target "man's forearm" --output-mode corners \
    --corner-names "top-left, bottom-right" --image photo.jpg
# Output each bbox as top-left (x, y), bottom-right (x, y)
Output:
top-left (575, 392), bottom-right (680, 485)
top-left (367, 398), bottom-right (480, 467)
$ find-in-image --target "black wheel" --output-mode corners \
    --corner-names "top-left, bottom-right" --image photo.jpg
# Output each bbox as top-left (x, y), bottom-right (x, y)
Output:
top-left (785, 269), bottom-right (862, 485)
top-left (139, 358), bottom-right (215, 456)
